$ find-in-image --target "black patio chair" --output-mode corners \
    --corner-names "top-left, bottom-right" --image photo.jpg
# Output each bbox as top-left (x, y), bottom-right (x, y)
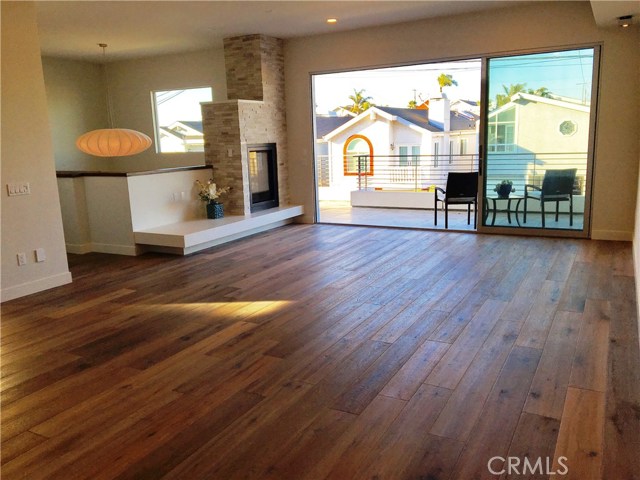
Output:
top-left (434, 172), bottom-right (479, 229)
top-left (523, 168), bottom-right (577, 228)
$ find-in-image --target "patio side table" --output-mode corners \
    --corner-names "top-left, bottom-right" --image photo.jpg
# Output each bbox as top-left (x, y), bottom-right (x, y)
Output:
top-left (485, 195), bottom-right (523, 226)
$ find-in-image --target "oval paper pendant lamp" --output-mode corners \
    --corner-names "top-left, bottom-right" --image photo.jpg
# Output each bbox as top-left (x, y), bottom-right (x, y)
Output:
top-left (76, 128), bottom-right (152, 157)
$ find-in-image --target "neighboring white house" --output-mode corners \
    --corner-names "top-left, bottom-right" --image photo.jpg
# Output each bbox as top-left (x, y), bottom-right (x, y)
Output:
top-left (319, 95), bottom-right (479, 200)
top-left (451, 99), bottom-right (480, 116)
top-left (315, 115), bottom-right (352, 188)
top-left (486, 92), bottom-right (591, 195)
top-left (159, 120), bottom-right (205, 153)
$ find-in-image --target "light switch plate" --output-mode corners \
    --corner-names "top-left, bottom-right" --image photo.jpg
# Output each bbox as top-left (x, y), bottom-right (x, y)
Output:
top-left (7, 182), bottom-right (31, 196)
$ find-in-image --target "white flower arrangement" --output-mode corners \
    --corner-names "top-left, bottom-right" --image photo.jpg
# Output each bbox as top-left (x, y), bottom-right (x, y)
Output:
top-left (195, 179), bottom-right (230, 203)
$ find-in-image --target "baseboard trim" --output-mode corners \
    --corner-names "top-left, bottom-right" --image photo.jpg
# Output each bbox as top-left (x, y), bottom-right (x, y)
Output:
top-left (1, 271), bottom-right (73, 303)
top-left (90, 243), bottom-right (141, 256)
top-left (65, 243), bottom-right (93, 254)
top-left (591, 230), bottom-right (633, 241)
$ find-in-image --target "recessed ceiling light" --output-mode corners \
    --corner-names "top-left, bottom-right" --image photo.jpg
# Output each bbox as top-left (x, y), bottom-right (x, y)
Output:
top-left (327, 18), bottom-right (338, 24)
top-left (618, 15), bottom-right (633, 27)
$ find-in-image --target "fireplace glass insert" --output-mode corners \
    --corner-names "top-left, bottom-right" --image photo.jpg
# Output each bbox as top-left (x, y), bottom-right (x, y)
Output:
top-left (248, 143), bottom-right (279, 212)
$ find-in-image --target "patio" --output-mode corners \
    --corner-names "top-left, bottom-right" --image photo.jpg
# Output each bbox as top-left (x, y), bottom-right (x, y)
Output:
top-left (318, 200), bottom-right (584, 232)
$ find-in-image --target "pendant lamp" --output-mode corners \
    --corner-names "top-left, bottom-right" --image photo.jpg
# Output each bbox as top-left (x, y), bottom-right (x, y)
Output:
top-left (76, 44), bottom-right (152, 157)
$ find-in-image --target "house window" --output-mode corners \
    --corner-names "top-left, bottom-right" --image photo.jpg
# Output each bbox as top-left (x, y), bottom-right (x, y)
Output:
top-left (460, 138), bottom-right (467, 156)
top-left (559, 120), bottom-right (577, 136)
top-left (449, 140), bottom-right (454, 164)
top-left (344, 135), bottom-right (374, 176)
top-left (487, 107), bottom-right (516, 152)
top-left (152, 87), bottom-right (212, 153)
top-left (433, 142), bottom-right (439, 168)
top-left (398, 145), bottom-right (420, 166)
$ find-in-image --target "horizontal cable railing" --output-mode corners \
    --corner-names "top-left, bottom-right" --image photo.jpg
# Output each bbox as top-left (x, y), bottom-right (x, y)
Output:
top-left (485, 152), bottom-right (588, 196)
top-left (347, 153), bottom-right (588, 195)
top-left (316, 154), bottom-right (331, 187)
top-left (353, 154), bottom-right (479, 191)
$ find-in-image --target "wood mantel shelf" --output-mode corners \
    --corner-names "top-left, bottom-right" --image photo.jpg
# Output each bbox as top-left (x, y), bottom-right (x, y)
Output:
top-left (134, 205), bottom-right (303, 255)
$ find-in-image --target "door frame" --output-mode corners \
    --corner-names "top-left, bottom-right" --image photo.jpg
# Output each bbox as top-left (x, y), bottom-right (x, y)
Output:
top-left (476, 44), bottom-right (602, 239)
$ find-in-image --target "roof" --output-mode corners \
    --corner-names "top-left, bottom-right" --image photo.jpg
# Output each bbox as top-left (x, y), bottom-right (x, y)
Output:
top-left (159, 127), bottom-right (183, 140)
top-left (450, 111), bottom-right (478, 130)
top-left (375, 107), bottom-right (439, 132)
top-left (178, 121), bottom-right (203, 133)
top-left (376, 106), bottom-right (477, 132)
top-left (316, 116), bottom-right (352, 139)
top-left (322, 105), bottom-right (478, 140)
top-left (489, 92), bottom-right (590, 118)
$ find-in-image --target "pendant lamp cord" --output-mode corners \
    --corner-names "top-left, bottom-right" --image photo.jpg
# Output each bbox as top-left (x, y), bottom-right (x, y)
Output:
top-left (99, 43), bottom-right (115, 129)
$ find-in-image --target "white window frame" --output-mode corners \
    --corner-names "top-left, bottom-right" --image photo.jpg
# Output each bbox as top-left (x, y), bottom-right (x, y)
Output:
top-left (151, 86), bottom-right (213, 154)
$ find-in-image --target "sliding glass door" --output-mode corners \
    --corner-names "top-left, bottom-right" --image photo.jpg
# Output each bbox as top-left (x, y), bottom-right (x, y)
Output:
top-left (479, 47), bottom-right (598, 236)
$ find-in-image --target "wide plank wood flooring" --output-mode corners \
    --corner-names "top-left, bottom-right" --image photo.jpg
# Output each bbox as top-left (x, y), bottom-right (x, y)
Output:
top-left (1, 224), bottom-right (639, 479)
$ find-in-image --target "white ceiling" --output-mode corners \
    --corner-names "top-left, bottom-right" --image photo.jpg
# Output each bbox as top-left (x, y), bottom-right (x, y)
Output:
top-left (35, 1), bottom-right (638, 62)
top-left (34, 0), bottom-right (528, 61)
top-left (590, 0), bottom-right (640, 27)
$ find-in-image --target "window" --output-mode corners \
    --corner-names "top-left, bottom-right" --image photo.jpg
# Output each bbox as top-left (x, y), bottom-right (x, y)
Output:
top-left (398, 145), bottom-right (420, 166)
top-left (433, 142), bottom-right (439, 168)
top-left (484, 47), bottom-right (597, 234)
top-left (487, 107), bottom-right (516, 152)
top-left (449, 140), bottom-right (454, 164)
top-left (559, 120), bottom-right (577, 136)
top-left (152, 87), bottom-right (212, 153)
top-left (460, 138), bottom-right (467, 156)
top-left (343, 135), bottom-right (374, 175)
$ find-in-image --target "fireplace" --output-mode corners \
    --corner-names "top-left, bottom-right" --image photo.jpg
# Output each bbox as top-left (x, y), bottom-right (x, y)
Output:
top-left (248, 143), bottom-right (279, 212)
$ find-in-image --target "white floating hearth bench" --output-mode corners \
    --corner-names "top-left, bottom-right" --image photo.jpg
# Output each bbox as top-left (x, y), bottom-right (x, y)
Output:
top-left (57, 167), bottom-right (303, 256)
top-left (134, 205), bottom-right (304, 255)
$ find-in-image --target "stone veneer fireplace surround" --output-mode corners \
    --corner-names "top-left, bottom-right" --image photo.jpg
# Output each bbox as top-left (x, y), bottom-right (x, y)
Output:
top-left (202, 34), bottom-right (289, 217)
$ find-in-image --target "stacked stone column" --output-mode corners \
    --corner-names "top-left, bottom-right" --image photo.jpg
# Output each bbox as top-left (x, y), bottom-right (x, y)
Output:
top-left (202, 35), bottom-right (289, 215)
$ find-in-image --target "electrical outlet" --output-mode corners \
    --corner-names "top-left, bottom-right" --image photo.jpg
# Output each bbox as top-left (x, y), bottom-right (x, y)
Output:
top-left (35, 248), bottom-right (46, 263)
top-left (17, 253), bottom-right (27, 266)
top-left (7, 182), bottom-right (31, 196)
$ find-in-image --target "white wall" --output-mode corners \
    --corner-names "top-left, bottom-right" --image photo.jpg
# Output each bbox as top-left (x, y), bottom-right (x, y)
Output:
top-left (106, 49), bottom-right (228, 172)
top-left (1, 2), bottom-right (72, 302)
top-left (57, 177), bottom-right (92, 253)
top-left (128, 168), bottom-right (212, 230)
top-left (41, 57), bottom-right (108, 171)
top-left (57, 168), bottom-right (213, 254)
top-left (284, 1), bottom-right (640, 239)
top-left (41, 48), bottom-right (228, 172)
top-left (83, 177), bottom-right (137, 255)
top-left (515, 102), bottom-right (590, 155)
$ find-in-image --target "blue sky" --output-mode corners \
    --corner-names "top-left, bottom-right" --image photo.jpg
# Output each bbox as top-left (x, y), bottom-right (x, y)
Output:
top-left (488, 49), bottom-right (594, 105)
top-left (313, 48), bottom-right (594, 114)
top-left (313, 59), bottom-right (481, 113)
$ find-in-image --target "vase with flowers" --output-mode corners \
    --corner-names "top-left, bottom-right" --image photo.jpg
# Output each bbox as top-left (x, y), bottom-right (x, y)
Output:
top-left (195, 179), bottom-right (230, 219)
top-left (493, 179), bottom-right (516, 199)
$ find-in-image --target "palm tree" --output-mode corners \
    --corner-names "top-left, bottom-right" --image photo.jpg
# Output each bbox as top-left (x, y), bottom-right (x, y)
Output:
top-left (407, 99), bottom-right (418, 109)
top-left (344, 89), bottom-right (374, 114)
top-left (528, 86), bottom-right (552, 98)
top-left (437, 73), bottom-right (458, 93)
top-left (495, 83), bottom-right (527, 107)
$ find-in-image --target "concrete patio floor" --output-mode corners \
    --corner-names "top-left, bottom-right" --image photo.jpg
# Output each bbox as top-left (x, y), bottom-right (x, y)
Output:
top-left (318, 201), bottom-right (584, 232)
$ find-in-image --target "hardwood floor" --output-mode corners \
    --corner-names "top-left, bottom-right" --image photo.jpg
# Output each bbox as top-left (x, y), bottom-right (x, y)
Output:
top-left (1, 224), bottom-right (639, 479)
